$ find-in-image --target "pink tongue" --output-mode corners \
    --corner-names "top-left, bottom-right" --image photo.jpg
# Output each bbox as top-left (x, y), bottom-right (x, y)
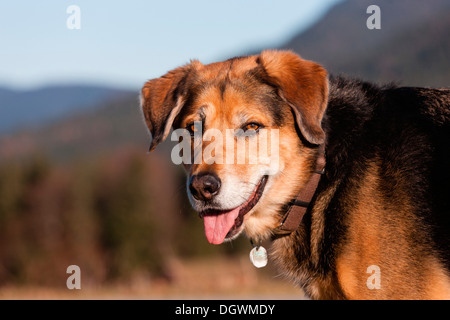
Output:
top-left (203, 207), bottom-right (240, 245)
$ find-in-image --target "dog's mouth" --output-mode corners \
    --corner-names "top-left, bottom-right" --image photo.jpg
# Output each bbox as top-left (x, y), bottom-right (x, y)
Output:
top-left (199, 175), bottom-right (268, 245)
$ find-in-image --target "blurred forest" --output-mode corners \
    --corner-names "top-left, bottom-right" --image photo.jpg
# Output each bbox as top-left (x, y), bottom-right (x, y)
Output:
top-left (0, 0), bottom-right (449, 298)
top-left (0, 148), bottom-right (260, 289)
top-left (0, 95), bottom-right (286, 297)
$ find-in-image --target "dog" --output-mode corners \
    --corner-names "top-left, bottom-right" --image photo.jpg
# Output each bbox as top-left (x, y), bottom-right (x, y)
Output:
top-left (140, 50), bottom-right (450, 299)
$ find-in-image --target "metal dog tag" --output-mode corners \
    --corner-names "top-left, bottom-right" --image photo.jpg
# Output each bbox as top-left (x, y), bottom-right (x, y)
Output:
top-left (249, 246), bottom-right (268, 268)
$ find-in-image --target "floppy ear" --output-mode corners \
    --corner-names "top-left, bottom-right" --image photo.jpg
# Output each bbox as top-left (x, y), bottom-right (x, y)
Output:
top-left (140, 62), bottom-right (200, 151)
top-left (258, 50), bottom-right (328, 145)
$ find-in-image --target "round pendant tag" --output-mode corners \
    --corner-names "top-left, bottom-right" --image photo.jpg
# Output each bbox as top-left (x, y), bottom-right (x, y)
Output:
top-left (249, 246), bottom-right (268, 268)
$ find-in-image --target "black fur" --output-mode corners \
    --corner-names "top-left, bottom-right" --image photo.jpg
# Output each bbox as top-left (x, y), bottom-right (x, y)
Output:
top-left (281, 76), bottom-right (450, 298)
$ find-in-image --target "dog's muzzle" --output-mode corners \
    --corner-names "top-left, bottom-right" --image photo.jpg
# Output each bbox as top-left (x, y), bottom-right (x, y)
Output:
top-left (189, 172), bottom-right (221, 202)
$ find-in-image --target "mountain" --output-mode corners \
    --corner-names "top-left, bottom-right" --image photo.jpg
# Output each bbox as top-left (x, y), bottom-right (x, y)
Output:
top-left (280, 0), bottom-right (450, 87)
top-left (0, 85), bottom-right (134, 134)
top-left (0, 93), bottom-right (151, 163)
top-left (1, 0), bottom-right (449, 164)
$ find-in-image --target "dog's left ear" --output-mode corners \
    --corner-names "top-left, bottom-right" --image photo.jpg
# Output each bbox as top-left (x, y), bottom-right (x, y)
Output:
top-left (258, 50), bottom-right (328, 145)
top-left (140, 61), bottom-right (201, 151)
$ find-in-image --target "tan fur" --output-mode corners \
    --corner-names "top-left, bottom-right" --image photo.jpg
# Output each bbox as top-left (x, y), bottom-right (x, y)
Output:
top-left (271, 180), bottom-right (345, 300)
top-left (177, 72), bottom-right (316, 242)
top-left (335, 160), bottom-right (450, 299)
top-left (425, 258), bottom-right (450, 299)
top-left (141, 50), bottom-right (329, 243)
top-left (140, 50), bottom-right (450, 299)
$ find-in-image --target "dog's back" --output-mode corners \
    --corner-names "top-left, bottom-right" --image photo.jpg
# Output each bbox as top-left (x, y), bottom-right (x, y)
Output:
top-left (298, 78), bottom-right (450, 299)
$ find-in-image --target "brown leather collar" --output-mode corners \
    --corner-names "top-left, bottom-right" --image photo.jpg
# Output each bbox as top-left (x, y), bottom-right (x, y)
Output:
top-left (274, 145), bottom-right (326, 235)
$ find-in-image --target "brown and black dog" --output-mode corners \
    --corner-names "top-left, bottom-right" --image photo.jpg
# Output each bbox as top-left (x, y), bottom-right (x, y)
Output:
top-left (140, 50), bottom-right (450, 299)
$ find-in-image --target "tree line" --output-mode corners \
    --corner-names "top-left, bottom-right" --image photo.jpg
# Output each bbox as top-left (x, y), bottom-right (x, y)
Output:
top-left (0, 150), bottom-right (246, 287)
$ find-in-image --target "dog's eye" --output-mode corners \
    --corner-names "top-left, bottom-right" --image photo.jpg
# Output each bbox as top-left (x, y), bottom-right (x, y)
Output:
top-left (244, 123), bottom-right (260, 132)
top-left (187, 122), bottom-right (199, 135)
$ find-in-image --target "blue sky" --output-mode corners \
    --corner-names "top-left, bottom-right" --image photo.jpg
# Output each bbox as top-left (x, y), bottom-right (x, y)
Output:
top-left (0, 0), bottom-right (341, 90)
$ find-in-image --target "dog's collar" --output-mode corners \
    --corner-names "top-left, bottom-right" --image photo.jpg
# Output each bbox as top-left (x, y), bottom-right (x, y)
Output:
top-left (274, 144), bottom-right (326, 235)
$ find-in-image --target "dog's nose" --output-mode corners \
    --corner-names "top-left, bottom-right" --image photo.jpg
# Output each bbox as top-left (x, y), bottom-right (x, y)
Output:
top-left (189, 173), bottom-right (221, 201)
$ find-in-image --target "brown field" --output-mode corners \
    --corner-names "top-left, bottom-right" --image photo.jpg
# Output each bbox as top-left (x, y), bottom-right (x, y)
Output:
top-left (0, 255), bottom-right (304, 300)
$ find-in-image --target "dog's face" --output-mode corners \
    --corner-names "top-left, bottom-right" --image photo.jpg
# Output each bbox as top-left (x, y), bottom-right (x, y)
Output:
top-left (141, 50), bottom-right (328, 244)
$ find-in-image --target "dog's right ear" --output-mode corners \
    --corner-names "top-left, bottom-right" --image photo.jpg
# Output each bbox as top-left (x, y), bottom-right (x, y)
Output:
top-left (140, 62), bottom-right (200, 151)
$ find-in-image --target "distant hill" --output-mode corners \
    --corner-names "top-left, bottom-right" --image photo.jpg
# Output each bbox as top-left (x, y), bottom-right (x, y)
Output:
top-left (0, 85), bottom-right (134, 134)
top-left (1, 0), bottom-right (449, 164)
top-left (0, 93), bottom-right (151, 163)
top-left (281, 0), bottom-right (450, 87)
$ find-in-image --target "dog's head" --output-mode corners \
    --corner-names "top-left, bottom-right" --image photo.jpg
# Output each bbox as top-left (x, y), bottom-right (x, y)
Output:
top-left (141, 50), bottom-right (328, 244)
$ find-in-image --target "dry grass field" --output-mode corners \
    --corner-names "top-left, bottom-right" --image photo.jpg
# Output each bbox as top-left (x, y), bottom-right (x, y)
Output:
top-left (0, 255), bottom-right (304, 300)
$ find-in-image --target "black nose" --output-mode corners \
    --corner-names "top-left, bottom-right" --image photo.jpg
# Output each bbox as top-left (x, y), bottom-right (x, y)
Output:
top-left (189, 172), bottom-right (221, 201)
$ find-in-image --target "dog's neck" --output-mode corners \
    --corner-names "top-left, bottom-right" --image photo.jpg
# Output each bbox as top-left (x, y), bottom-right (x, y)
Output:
top-left (273, 144), bottom-right (326, 237)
